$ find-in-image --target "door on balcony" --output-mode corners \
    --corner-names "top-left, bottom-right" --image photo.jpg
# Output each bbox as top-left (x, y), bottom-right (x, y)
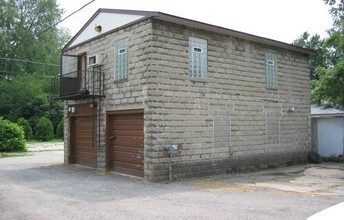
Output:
top-left (78, 54), bottom-right (87, 90)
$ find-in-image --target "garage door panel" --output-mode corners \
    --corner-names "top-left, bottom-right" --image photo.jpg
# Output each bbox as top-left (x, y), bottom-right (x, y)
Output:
top-left (112, 146), bottom-right (143, 153)
top-left (75, 137), bottom-right (95, 145)
top-left (113, 166), bottom-right (144, 178)
top-left (74, 145), bottom-right (96, 151)
top-left (111, 129), bottom-right (143, 136)
top-left (74, 157), bottom-right (97, 168)
top-left (112, 118), bottom-right (143, 124)
top-left (74, 151), bottom-right (97, 159)
top-left (113, 136), bottom-right (143, 147)
top-left (71, 115), bottom-right (97, 167)
top-left (112, 123), bottom-right (143, 131)
top-left (108, 111), bottom-right (144, 177)
top-left (112, 113), bottom-right (143, 120)
top-left (112, 151), bottom-right (143, 164)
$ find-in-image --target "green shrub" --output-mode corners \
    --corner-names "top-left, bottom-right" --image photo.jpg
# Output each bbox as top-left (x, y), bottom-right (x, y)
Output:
top-left (0, 117), bottom-right (26, 152)
top-left (55, 119), bottom-right (64, 139)
top-left (17, 117), bottom-right (33, 140)
top-left (34, 116), bottom-right (54, 141)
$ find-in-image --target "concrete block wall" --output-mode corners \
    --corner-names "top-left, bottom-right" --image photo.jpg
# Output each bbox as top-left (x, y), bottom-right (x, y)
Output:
top-left (144, 19), bottom-right (311, 181)
top-left (63, 20), bottom-right (153, 169)
top-left (63, 17), bottom-right (311, 181)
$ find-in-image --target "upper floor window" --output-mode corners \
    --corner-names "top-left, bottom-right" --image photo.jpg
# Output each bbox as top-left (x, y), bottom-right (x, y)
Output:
top-left (114, 38), bottom-right (128, 80)
top-left (265, 52), bottom-right (278, 87)
top-left (189, 37), bottom-right (207, 79)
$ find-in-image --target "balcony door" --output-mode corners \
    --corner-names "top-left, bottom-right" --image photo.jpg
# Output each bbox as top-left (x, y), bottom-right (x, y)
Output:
top-left (78, 54), bottom-right (87, 89)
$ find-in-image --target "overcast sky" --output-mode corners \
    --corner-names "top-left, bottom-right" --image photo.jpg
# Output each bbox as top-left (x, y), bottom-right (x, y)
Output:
top-left (56, 0), bottom-right (333, 44)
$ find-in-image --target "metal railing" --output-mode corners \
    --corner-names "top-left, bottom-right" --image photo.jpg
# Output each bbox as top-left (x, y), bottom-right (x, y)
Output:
top-left (51, 68), bottom-right (105, 100)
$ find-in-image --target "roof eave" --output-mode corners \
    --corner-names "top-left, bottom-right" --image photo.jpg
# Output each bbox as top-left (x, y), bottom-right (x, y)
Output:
top-left (62, 9), bottom-right (315, 55)
top-left (152, 12), bottom-right (315, 55)
top-left (62, 9), bottom-right (160, 52)
top-left (311, 114), bottom-right (344, 118)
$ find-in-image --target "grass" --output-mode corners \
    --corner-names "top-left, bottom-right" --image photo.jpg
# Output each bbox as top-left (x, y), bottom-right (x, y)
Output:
top-left (0, 151), bottom-right (33, 158)
top-left (26, 139), bottom-right (63, 144)
top-left (0, 139), bottom-right (63, 158)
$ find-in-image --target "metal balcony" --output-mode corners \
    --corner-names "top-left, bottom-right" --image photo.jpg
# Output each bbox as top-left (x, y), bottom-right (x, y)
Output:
top-left (51, 69), bottom-right (105, 100)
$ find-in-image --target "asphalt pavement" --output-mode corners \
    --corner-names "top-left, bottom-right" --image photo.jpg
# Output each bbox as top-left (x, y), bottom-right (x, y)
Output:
top-left (0, 146), bottom-right (343, 220)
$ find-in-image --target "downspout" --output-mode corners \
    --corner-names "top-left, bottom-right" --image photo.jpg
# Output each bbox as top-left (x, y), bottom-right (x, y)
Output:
top-left (98, 65), bottom-right (102, 151)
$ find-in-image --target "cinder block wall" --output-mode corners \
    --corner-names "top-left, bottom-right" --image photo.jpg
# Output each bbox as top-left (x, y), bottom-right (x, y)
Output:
top-left (63, 18), bottom-right (310, 181)
top-left (144, 19), bottom-right (311, 181)
top-left (63, 20), bottom-right (153, 169)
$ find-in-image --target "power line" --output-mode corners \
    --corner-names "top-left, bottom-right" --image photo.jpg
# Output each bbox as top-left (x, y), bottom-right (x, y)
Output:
top-left (37, 0), bottom-right (96, 37)
top-left (0, 57), bottom-right (60, 67)
top-left (1, 1), bottom-right (96, 69)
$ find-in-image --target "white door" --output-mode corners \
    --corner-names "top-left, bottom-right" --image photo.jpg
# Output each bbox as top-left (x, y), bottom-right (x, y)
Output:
top-left (317, 118), bottom-right (344, 157)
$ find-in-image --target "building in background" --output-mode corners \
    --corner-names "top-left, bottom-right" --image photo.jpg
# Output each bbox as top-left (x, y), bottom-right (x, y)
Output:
top-left (311, 105), bottom-right (344, 158)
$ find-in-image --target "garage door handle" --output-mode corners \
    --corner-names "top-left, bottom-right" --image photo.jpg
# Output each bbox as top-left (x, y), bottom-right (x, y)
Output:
top-left (110, 135), bottom-right (116, 140)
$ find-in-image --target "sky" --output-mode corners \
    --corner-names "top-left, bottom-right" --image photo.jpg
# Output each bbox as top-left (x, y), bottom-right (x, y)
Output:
top-left (56, 0), bottom-right (333, 44)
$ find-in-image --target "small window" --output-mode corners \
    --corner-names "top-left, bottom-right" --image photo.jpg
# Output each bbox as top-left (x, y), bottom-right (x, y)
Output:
top-left (114, 39), bottom-right (128, 80)
top-left (267, 60), bottom-right (274, 66)
top-left (189, 37), bottom-right (207, 79)
top-left (89, 56), bottom-right (96, 65)
top-left (265, 52), bottom-right (278, 87)
top-left (193, 47), bottom-right (202, 53)
top-left (118, 48), bottom-right (126, 55)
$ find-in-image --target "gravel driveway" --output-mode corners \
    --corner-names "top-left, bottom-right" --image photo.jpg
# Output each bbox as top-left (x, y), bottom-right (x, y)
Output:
top-left (0, 150), bottom-right (343, 220)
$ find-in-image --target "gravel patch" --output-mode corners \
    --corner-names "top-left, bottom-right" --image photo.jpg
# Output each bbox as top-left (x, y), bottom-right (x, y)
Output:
top-left (0, 151), bottom-right (343, 220)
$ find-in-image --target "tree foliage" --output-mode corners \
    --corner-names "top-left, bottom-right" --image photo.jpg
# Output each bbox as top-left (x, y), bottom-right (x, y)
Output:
top-left (0, 117), bottom-right (26, 152)
top-left (17, 117), bottom-right (33, 140)
top-left (0, 0), bottom-right (69, 138)
top-left (55, 119), bottom-right (64, 139)
top-left (0, 74), bottom-right (63, 127)
top-left (293, 32), bottom-right (327, 80)
top-left (34, 116), bottom-right (54, 141)
top-left (293, 1), bottom-right (344, 107)
top-left (0, 0), bottom-right (69, 77)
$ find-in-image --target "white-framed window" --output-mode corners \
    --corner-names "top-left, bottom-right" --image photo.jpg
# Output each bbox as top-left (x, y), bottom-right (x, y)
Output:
top-left (189, 37), bottom-right (207, 79)
top-left (265, 52), bottom-right (278, 87)
top-left (114, 38), bottom-right (128, 80)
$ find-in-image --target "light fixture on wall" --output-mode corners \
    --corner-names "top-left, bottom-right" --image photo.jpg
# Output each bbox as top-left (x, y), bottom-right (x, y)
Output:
top-left (288, 107), bottom-right (295, 113)
top-left (94, 24), bottom-right (102, 32)
top-left (68, 106), bottom-right (76, 113)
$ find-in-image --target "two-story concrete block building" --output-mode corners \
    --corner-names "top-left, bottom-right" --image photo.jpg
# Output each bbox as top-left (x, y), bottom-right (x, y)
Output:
top-left (53, 9), bottom-right (313, 181)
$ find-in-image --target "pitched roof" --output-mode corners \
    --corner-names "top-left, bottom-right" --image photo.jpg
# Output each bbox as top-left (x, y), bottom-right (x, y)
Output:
top-left (62, 8), bottom-right (314, 55)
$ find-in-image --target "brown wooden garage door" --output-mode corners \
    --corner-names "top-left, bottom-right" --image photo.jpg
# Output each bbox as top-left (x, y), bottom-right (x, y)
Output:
top-left (107, 110), bottom-right (144, 177)
top-left (70, 115), bottom-right (97, 167)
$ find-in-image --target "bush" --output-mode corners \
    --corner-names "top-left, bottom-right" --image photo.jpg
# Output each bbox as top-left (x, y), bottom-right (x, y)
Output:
top-left (0, 117), bottom-right (26, 152)
top-left (34, 116), bottom-right (54, 141)
top-left (17, 117), bottom-right (33, 140)
top-left (55, 119), bottom-right (64, 139)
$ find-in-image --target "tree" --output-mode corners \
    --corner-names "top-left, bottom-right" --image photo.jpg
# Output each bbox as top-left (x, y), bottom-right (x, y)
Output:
top-left (34, 116), bottom-right (54, 141)
top-left (294, 1), bottom-right (344, 106)
top-left (313, 0), bottom-right (344, 106)
top-left (0, 74), bottom-right (63, 128)
top-left (17, 117), bottom-right (33, 140)
top-left (0, 0), bottom-right (70, 78)
top-left (0, 0), bottom-right (68, 133)
top-left (0, 117), bottom-right (25, 152)
top-left (293, 32), bottom-right (327, 80)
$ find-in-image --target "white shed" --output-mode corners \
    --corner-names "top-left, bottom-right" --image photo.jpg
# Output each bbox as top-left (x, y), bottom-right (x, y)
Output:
top-left (311, 105), bottom-right (344, 157)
